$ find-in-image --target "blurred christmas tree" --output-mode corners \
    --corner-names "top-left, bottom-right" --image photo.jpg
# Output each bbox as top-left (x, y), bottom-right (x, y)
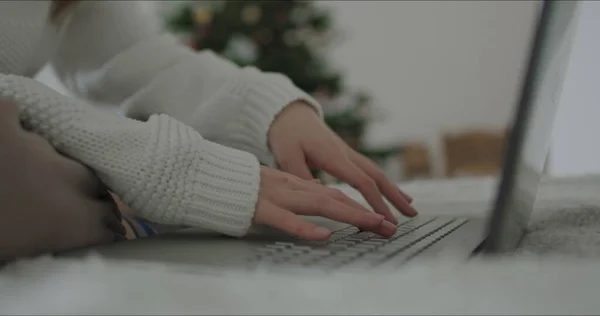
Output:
top-left (165, 1), bottom-right (401, 177)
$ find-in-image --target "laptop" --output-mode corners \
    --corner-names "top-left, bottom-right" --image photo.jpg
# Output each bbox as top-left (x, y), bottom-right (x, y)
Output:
top-left (68, 0), bottom-right (580, 271)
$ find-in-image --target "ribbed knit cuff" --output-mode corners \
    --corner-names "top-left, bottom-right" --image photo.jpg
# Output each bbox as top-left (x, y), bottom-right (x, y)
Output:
top-left (229, 73), bottom-right (324, 167)
top-left (140, 115), bottom-right (261, 237)
top-left (180, 139), bottom-right (261, 237)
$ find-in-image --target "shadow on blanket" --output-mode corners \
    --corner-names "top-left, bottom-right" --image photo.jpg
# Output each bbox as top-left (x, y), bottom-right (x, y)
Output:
top-left (521, 205), bottom-right (600, 257)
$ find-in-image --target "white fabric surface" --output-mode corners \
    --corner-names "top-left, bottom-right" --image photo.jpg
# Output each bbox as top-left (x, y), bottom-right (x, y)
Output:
top-left (2, 175), bottom-right (600, 314)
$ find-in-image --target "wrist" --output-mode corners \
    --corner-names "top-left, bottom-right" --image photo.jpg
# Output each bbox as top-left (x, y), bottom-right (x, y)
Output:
top-left (267, 100), bottom-right (320, 133)
top-left (268, 100), bottom-right (319, 145)
top-left (279, 100), bottom-right (320, 119)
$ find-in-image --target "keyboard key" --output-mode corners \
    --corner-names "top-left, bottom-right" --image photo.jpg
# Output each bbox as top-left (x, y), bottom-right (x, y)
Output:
top-left (281, 250), bottom-right (306, 257)
top-left (329, 233), bottom-right (349, 242)
top-left (389, 237), bottom-right (418, 245)
top-left (253, 216), bottom-right (464, 272)
top-left (332, 250), bottom-right (361, 258)
top-left (352, 231), bottom-right (376, 239)
top-left (307, 249), bottom-right (333, 257)
top-left (372, 246), bottom-right (403, 256)
top-left (342, 227), bottom-right (361, 234)
top-left (368, 238), bottom-right (391, 243)
top-left (290, 246), bottom-right (313, 252)
top-left (258, 248), bottom-right (276, 254)
top-left (344, 237), bottom-right (365, 242)
top-left (378, 219), bottom-right (468, 268)
top-left (350, 243), bottom-right (379, 251)
top-left (265, 245), bottom-right (288, 251)
top-left (336, 239), bottom-right (358, 245)
top-left (294, 240), bottom-right (328, 247)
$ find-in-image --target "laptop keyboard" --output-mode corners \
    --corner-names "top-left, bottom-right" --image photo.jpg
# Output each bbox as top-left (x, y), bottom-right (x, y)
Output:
top-left (251, 216), bottom-right (469, 270)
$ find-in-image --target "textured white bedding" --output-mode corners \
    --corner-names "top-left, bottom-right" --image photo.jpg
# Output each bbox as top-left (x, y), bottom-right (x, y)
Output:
top-left (2, 175), bottom-right (600, 315)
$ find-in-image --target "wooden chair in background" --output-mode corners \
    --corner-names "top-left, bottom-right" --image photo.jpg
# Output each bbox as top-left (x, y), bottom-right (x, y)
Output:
top-left (443, 129), bottom-right (508, 177)
top-left (400, 142), bottom-right (432, 180)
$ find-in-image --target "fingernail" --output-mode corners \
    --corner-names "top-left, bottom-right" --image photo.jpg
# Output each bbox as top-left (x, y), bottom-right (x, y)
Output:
top-left (371, 213), bottom-right (385, 220)
top-left (387, 214), bottom-right (398, 224)
top-left (408, 206), bottom-right (418, 216)
top-left (382, 221), bottom-right (397, 231)
top-left (313, 227), bottom-right (331, 238)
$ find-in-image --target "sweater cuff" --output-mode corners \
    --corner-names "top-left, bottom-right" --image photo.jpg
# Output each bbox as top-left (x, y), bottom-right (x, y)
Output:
top-left (179, 138), bottom-right (261, 237)
top-left (139, 115), bottom-right (261, 237)
top-left (230, 74), bottom-right (324, 167)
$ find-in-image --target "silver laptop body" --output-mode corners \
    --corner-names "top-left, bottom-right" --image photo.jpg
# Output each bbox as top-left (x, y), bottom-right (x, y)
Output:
top-left (67, 0), bottom-right (579, 272)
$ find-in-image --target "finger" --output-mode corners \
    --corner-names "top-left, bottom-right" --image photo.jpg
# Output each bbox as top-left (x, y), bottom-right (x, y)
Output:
top-left (59, 199), bottom-right (123, 252)
top-left (254, 200), bottom-right (331, 240)
top-left (89, 199), bottom-right (127, 238)
top-left (83, 197), bottom-right (126, 236)
top-left (351, 153), bottom-right (417, 217)
top-left (58, 156), bottom-right (111, 200)
top-left (402, 192), bottom-right (413, 204)
top-left (26, 134), bottom-right (103, 199)
top-left (109, 191), bottom-right (135, 218)
top-left (323, 187), bottom-right (373, 213)
top-left (276, 147), bottom-right (314, 180)
top-left (262, 165), bottom-right (308, 191)
top-left (32, 132), bottom-right (106, 198)
top-left (280, 192), bottom-right (396, 237)
top-left (351, 152), bottom-right (414, 203)
top-left (287, 176), bottom-right (364, 213)
top-left (103, 197), bottom-right (126, 231)
top-left (302, 183), bottom-right (373, 214)
top-left (318, 156), bottom-right (397, 224)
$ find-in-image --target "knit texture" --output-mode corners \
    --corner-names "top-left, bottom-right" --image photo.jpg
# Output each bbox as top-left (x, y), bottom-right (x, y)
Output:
top-left (0, 75), bottom-right (261, 236)
top-left (49, 1), bottom-right (323, 167)
top-left (0, 1), bottom-right (322, 236)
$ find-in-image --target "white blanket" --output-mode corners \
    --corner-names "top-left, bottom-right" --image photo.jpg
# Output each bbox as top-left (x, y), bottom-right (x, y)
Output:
top-left (1, 255), bottom-right (599, 315)
top-left (2, 175), bottom-right (600, 314)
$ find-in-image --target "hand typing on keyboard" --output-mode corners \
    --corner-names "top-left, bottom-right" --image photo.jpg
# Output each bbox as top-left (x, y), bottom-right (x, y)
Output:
top-left (268, 102), bottom-right (417, 225)
top-left (252, 167), bottom-right (400, 241)
top-left (254, 216), bottom-right (469, 270)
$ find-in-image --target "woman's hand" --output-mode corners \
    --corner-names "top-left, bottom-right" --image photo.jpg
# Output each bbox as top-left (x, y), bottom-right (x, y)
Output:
top-left (268, 101), bottom-right (417, 224)
top-left (253, 166), bottom-right (397, 240)
top-left (0, 101), bottom-right (125, 260)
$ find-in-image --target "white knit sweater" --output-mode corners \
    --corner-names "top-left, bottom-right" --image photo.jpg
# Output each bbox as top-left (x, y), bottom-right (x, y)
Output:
top-left (0, 1), bottom-right (322, 237)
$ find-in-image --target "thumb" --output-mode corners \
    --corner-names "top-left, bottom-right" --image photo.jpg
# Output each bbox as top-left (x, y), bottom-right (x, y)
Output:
top-left (276, 148), bottom-right (314, 180)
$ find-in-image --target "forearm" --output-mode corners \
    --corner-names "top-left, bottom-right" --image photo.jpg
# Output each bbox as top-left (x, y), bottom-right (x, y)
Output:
top-left (0, 74), bottom-right (260, 237)
top-left (51, 1), bottom-right (323, 167)
top-left (119, 51), bottom-right (323, 166)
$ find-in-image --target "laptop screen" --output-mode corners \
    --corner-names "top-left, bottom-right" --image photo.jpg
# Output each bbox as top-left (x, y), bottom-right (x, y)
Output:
top-left (485, 0), bottom-right (580, 253)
